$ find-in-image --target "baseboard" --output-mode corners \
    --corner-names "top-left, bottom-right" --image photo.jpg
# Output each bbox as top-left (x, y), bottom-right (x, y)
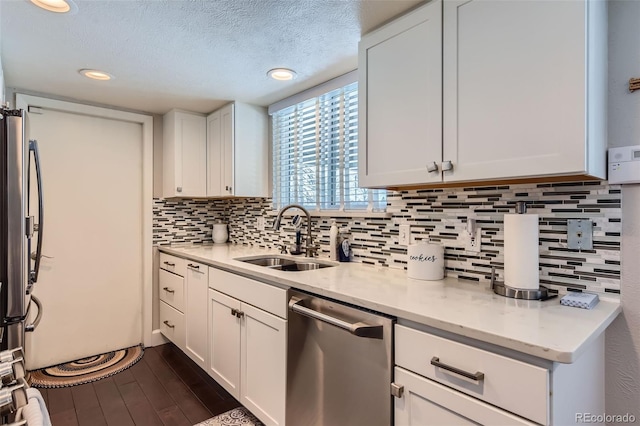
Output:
top-left (148, 329), bottom-right (169, 347)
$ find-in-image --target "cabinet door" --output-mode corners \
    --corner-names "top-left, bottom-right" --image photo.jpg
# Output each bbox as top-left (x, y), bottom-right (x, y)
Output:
top-left (220, 104), bottom-right (234, 195)
top-left (241, 303), bottom-right (287, 426)
top-left (206, 110), bottom-right (223, 196)
top-left (443, 0), bottom-right (588, 182)
top-left (163, 110), bottom-right (206, 197)
top-left (394, 367), bottom-right (535, 426)
top-left (184, 261), bottom-right (208, 369)
top-left (359, 0), bottom-right (442, 188)
top-left (233, 103), bottom-right (269, 197)
top-left (208, 289), bottom-right (242, 399)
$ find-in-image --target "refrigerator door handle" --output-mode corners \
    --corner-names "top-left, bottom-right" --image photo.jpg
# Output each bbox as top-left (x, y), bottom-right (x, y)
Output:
top-left (28, 139), bottom-right (44, 285)
top-left (24, 295), bottom-right (42, 333)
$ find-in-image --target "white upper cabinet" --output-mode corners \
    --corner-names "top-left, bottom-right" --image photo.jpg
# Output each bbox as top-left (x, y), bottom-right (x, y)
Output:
top-left (442, 0), bottom-right (606, 183)
top-left (163, 110), bottom-right (207, 197)
top-left (359, 0), bottom-right (607, 188)
top-left (359, 0), bottom-right (442, 187)
top-left (207, 102), bottom-right (269, 197)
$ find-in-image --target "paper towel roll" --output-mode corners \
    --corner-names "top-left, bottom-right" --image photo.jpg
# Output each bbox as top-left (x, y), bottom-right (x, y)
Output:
top-left (407, 242), bottom-right (444, 281)
top-left (504, 213), bottom-right (540, 290)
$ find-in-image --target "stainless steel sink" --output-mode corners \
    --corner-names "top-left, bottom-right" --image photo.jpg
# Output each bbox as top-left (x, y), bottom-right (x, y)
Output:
top-left (236, 255), bottom-right (335, 271)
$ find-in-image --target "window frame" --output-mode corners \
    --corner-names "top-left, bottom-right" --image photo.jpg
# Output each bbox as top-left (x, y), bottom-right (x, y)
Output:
top-left (269, 71), bottom-right (386, 214)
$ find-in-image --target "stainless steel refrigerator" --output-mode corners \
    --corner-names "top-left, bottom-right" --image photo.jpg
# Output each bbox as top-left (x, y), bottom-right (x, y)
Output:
top-left (0, 108), bottom-right (43, 352)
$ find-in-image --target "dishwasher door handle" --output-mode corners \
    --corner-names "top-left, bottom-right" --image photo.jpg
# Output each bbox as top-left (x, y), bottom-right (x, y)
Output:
top-left (289, 297), bottom-right (383, 339)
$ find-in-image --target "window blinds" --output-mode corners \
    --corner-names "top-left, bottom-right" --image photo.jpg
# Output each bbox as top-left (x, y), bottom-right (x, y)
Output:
top-left (272, 82), bottom-right (386, 212)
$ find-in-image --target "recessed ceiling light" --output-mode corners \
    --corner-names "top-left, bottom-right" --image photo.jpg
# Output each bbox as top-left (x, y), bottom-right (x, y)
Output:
top-left (79, 69), bottom-right (114, 81)
top-left (267, 68), bottom-right (297, 81)
top-left (29, 0), bottom-right (77, 13)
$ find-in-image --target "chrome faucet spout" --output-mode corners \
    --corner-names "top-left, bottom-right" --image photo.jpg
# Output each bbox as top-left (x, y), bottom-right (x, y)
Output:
top-left (273, 204), bottom-right (317, 257)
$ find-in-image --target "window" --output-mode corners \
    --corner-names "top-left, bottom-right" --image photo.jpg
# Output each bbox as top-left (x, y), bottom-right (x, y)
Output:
top-left (271, 76), bottom-right (386, 212)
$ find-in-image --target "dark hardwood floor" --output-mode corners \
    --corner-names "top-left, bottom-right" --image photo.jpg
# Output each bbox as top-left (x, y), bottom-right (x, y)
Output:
top-left (40, 343), bottom-right (241, 426)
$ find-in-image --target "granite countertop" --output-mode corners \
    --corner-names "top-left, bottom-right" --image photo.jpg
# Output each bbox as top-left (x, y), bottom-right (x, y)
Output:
top-left (158, 243), bottom-right (621, 364)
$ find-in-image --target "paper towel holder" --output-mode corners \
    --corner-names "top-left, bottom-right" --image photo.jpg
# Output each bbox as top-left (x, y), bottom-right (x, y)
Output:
top-left (490, 267), bottom-right (556, 300)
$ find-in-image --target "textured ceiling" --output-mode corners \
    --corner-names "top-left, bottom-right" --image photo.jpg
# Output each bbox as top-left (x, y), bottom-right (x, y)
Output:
top-left (0, 0), bottom-right (423, 115)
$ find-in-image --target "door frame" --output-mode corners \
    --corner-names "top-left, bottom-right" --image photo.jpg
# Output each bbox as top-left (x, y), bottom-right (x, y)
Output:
top-left (15, 93), bottom-right (158, 347)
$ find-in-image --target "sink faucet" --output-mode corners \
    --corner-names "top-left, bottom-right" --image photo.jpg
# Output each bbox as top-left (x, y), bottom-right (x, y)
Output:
top-left (273, 204), bottom-right (318, 257)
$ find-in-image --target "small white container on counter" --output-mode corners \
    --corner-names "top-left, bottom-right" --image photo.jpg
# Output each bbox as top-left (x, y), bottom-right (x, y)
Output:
top-left (407, 242), bottom-right (444, 281)
top-left (212, 220), bottom-right (228, 244)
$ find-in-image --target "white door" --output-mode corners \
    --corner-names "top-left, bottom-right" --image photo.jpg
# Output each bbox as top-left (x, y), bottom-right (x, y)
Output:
top-left (241, 303), bottom-right (287, 426)
top-left (208, 289), bottom-right (241, 399)
top-left (184, 261), bottom-right (208, 369)
top-left (358, 0), bottom-right (442, 187)
top-left (442, 0), bottom-right (587, 182)
top-left (24, 106), bottom-right (144, 369)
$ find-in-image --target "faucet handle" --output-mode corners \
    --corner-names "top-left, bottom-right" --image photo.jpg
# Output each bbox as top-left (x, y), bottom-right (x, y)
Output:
top-left (305, 243), bottom-right (320, 258)
top-left (278, 244), bottom-right (288, 254)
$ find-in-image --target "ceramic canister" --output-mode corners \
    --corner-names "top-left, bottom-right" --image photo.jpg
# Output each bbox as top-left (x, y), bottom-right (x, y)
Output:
top-left (212, 220), bottom-right (229, 244)
top-left (407, 242), bottom-right (444, 281)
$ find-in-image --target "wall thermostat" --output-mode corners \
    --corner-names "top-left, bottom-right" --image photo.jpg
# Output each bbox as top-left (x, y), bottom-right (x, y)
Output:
top-left (608, 145), bottom-right (640, 184)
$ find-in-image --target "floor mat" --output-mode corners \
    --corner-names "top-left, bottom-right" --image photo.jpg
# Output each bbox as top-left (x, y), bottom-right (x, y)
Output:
top-left (195, 406), bottom-right (264, 426)
top-left (28, 344), bottom-right (144, 388)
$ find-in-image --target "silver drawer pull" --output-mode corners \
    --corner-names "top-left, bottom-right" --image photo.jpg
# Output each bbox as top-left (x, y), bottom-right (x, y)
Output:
top-left (187, 263), bottom-right (204, 273)
top-left (430, 357), bottom-right (484, 383)
top-left (163, 287), bottom-right (175, 294)
top-left (163, 261), bottom-right (175, 267)
top-left (163, 320), bottom-right (175, 329)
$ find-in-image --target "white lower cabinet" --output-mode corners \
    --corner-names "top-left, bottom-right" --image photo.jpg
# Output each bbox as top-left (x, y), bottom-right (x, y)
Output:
top-left (208, 289), bottom-right (242, 398)
top-left (184, 261), bottom-right (208, 369)
top-left (394, 367), bottom-right (534, 426)
top-left (159, 300), bottom-right (185, 350)
top-left (208, 268), bottom-right (287, 426)
top-left (394, 324), bottom-right (605, 426)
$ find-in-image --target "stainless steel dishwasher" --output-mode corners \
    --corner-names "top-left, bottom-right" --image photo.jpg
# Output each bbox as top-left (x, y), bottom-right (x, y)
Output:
top-left (287, 290), bottom-right (394, 426)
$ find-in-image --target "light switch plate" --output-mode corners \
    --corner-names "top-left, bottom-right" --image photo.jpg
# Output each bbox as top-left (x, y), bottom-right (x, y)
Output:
top-left (256, 216), bottom-right (265, 231)
top-left (567, 219), bottom-right (593, 250)
top-left (399, 224), bottom-right (411, 246)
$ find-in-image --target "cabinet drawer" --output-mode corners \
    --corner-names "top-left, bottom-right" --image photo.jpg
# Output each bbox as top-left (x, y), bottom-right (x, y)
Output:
top-left (159, 252), bottom-right (186, 276)
top-left (159, 269), bottom-right (185, 312)
top-left (209, 268), bottom-right (287, 319)
top-left (160, 301), bottom-right (185, 350)
top-left (394, 366), bottom-right (536, 426)
top-left (395, 325), bottom-right (548, 425)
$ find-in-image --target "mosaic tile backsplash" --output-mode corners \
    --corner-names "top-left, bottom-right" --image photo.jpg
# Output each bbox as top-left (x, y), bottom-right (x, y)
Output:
top-left (153, 181), bottom-right (621, 296)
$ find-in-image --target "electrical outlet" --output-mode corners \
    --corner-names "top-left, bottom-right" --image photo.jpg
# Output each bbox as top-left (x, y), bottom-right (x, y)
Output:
top-left (399, 224), bottom-right (411, 246)
top-left (464, 228), bottom-right (482, 252)
top-left (256, 216), bottom-right (265, 231)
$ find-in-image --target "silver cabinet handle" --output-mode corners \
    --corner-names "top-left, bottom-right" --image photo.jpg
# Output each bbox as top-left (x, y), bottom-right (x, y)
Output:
top-left (163, 261), bottom-right (175, 267)
top-left (442, 160), bottom-right (453, 171)
top-left (426, 162), bottom-right (439, 173)
top-left (162, 287), bottom-right (175, 294)
top-left (163, 320), bottom-right (175, 329)
top-left (289, 297), bottom-right (383, 339)
top-left (176, 187), bottom-right (182, 193)
top-left (430, 356), bottom-right (484, 383)
top-left (391, 383), bottom-right (404, 398)
top-left (187, 263), bottom-right (204, 273)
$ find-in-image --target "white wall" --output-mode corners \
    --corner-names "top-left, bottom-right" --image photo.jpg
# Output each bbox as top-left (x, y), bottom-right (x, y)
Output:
top-left (606, 0), bottom-right (640, 417)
